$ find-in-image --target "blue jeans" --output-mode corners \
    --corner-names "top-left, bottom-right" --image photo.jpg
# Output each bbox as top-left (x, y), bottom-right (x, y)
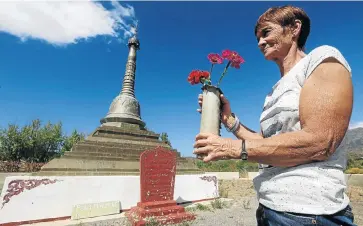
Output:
top-left (256, 203), bottom-right (357, 226)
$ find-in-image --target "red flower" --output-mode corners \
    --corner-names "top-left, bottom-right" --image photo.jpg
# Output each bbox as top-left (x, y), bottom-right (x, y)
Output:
top-left (207, 53), bottom-right (223, 64)
top-left (187, 70), bottom-right (210, 85)
top-left (221, 50), bottom-right (232, 60)
top-left (230, 55), bottom-right (245, 69)
top-left (221, 49), bottom-right (245, 69)
top-left (187, 70), bottom-right (200, 85)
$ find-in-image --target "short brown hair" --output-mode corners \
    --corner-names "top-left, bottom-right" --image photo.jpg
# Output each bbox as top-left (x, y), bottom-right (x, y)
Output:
top-left (255, 5), bottom-right (311, 49)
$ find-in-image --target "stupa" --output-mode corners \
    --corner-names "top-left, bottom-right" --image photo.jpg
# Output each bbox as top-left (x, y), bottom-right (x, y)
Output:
top-left (37, 24), bottom-right (200, 176)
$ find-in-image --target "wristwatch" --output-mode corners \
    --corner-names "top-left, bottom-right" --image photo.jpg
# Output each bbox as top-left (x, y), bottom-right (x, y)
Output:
top-left (241, 139), bottom-right (248, 160)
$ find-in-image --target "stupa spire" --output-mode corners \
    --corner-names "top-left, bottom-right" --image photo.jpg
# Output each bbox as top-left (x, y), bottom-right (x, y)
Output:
top-left (100, 21), bottom-right (145, 128)
top-left (121, 22), bottom-right (140, 97)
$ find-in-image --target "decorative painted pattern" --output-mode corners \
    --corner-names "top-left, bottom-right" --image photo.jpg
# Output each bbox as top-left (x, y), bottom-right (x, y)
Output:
top-left (2, 179), bottom-right (60, 208)
top-left (199, 175), bottom-right (217, 190)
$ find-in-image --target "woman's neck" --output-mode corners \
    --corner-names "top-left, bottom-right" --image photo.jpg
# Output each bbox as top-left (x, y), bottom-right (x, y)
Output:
top-left (276, 46), bottom-right (306, 77)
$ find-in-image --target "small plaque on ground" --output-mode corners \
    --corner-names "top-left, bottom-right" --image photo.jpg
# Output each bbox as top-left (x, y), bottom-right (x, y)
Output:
top-left (71, 201), bottom-right (120, 220)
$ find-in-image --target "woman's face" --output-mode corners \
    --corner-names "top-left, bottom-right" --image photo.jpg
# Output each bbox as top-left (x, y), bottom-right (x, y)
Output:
top-left (256, 22), bottom-right (294, 61)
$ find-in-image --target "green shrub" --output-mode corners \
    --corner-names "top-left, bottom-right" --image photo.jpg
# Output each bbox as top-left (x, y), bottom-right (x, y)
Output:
top-left (0, 119), bottom-right (85, 171)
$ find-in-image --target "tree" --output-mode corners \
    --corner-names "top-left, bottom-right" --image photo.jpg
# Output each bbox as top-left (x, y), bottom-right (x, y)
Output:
top-left (160, 132), bottom-right (172, 147)
top-left (60, 129), bottom-right (85, 154)
top-left (347, 152), bottom-right (363, 169)
top-left (0, 119), bottom-right (64, 162)
top-left (0, 119), bottom-right (85, 163)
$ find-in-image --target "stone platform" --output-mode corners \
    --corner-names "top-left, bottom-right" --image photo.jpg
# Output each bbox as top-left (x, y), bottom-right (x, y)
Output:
top-left (36, 124), bottom-right (201, 176)
top-left (0, 175), bottom-right (218, 225)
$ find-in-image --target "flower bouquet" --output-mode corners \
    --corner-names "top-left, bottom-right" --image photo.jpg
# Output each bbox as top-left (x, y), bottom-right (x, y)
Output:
top-left (187, 50), bottom-right (244, 136)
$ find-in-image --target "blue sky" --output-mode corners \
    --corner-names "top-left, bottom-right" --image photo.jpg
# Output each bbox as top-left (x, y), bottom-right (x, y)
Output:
top-left (0, 1), bottom-right (362, 157)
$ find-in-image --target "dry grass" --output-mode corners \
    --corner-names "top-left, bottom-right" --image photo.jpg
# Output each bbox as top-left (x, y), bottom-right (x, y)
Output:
top-left (346, 168), bottom-right (363, 174)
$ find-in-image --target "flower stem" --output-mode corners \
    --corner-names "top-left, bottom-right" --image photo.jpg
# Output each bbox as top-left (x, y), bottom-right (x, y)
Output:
top-left (200, 77), bottom-right (205, 84)
top-left (217, 61), bottom-right (231, 87)
top-left (199, 64), bottom-right (214, 86)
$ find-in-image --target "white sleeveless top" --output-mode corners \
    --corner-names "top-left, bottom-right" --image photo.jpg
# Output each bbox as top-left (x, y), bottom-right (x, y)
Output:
top-left (254, 45), bottom-right (352, 215)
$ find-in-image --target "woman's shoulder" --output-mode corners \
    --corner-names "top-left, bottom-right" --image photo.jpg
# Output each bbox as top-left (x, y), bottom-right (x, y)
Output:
top-left (309, 44), bottom-right (339, 52)
top-left (305, 45), bottom-right (351, 75)
top-left (308, 45), bottom-right (344, 58)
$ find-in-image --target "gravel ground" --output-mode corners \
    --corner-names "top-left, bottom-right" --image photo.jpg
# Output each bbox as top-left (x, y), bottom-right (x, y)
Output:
top-left (184, 198), bottom-right (363, 226)
top-left (348, 186), bottom-right (363, 226)
top-left (178, 180), bottom-right (363, 226)
top-left (185, 197), bottom-right (258, 226)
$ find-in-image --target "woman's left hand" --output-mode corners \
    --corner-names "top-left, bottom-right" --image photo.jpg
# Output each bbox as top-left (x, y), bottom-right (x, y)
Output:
top-left (193, 133), bottom-right (241, 162)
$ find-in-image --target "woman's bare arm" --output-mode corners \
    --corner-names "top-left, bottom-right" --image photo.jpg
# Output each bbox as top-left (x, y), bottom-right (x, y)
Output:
top-left (244, 58), bottom-right (353, 167)
top-left (233, 122), bottom-right (264, 140)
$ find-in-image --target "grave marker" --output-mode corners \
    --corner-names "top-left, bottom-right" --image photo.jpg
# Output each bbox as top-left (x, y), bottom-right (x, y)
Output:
top-left (126, 147), bottom-right (195, 226)
top-left (140, 147), bottom-right (176, 202)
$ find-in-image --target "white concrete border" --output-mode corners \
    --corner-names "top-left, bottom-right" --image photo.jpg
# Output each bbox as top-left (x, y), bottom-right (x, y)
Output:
top-left (205, 172), bottom-right (239, 180)
top-left (0, 174), bottom-right (218, 225)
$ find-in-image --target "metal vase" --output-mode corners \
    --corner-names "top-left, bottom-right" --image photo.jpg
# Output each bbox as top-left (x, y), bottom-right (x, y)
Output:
top-left (199, 85), bottom-right (222, 136)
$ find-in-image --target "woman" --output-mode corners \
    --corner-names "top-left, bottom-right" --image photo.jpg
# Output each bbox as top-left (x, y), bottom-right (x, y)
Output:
top-left (193, 5), bottom-right (355, 226)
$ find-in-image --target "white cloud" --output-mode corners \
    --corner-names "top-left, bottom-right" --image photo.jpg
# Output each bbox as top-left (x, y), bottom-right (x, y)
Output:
top-left (349, 121), bottom-right (363, 129)
top-left (0, 1), bottom-right (137, 46)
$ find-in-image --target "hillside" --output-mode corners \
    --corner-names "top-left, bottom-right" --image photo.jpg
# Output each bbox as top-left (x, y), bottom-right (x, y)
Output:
top-left (338, 127), bottom-right (363, 156)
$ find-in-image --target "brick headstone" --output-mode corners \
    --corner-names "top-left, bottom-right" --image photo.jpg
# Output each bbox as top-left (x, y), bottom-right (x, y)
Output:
top-left (126, 147), bottom-right (195, 226)
top-left (140, 147), bottom-right (176, 202)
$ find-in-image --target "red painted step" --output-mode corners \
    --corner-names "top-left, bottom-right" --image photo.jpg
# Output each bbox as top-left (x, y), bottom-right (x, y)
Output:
top-left (137, 200), bottom-right (176, 209)
top-left (132, 205), bottom-right (185, 218)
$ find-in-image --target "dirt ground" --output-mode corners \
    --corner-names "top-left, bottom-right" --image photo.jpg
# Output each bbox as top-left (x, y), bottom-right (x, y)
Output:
top-left (218, 179), bottom-right (363, 226)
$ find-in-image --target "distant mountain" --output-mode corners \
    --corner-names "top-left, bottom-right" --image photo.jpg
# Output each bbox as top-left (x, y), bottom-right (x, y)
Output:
top-left (338, 127), bottom-right (363, 156)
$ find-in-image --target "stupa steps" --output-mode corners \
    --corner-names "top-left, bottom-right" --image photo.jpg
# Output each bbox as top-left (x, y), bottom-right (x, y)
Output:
top-left (37, 168), bottom-right (139, 175)
top-left (35, 168), bottom-right (203, 176)
top-left (71, 142), bottom-right (180, 158)
top-left (63, 152), bottom-right (186, 163)
top-left (40, 156), bottom-right (194, 171)
top-left (64, 150), bottom-right (141, 158)
top-left (78, 139), bottom-right (172, 150)
top-left (35, 170), bottom-right (140, 176)
top-left (62, 153), bottom-right (140, 161)
top-left (73, 141), bottom-right (176, 152)
top-left (95, 126), bottom-right (160, 138)
top-left (40, 158), bottom-right (139, 170)
top-left (92, 132), bottom-right (162, 143)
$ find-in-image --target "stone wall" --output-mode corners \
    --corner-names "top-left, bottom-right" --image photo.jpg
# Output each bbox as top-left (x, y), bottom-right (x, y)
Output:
top-left (346, 174), bottom-right (363, 187)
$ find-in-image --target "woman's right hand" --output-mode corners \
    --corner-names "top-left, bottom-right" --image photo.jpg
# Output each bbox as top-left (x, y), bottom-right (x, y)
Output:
top-left (197, 93), bottom-right (233, 125)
